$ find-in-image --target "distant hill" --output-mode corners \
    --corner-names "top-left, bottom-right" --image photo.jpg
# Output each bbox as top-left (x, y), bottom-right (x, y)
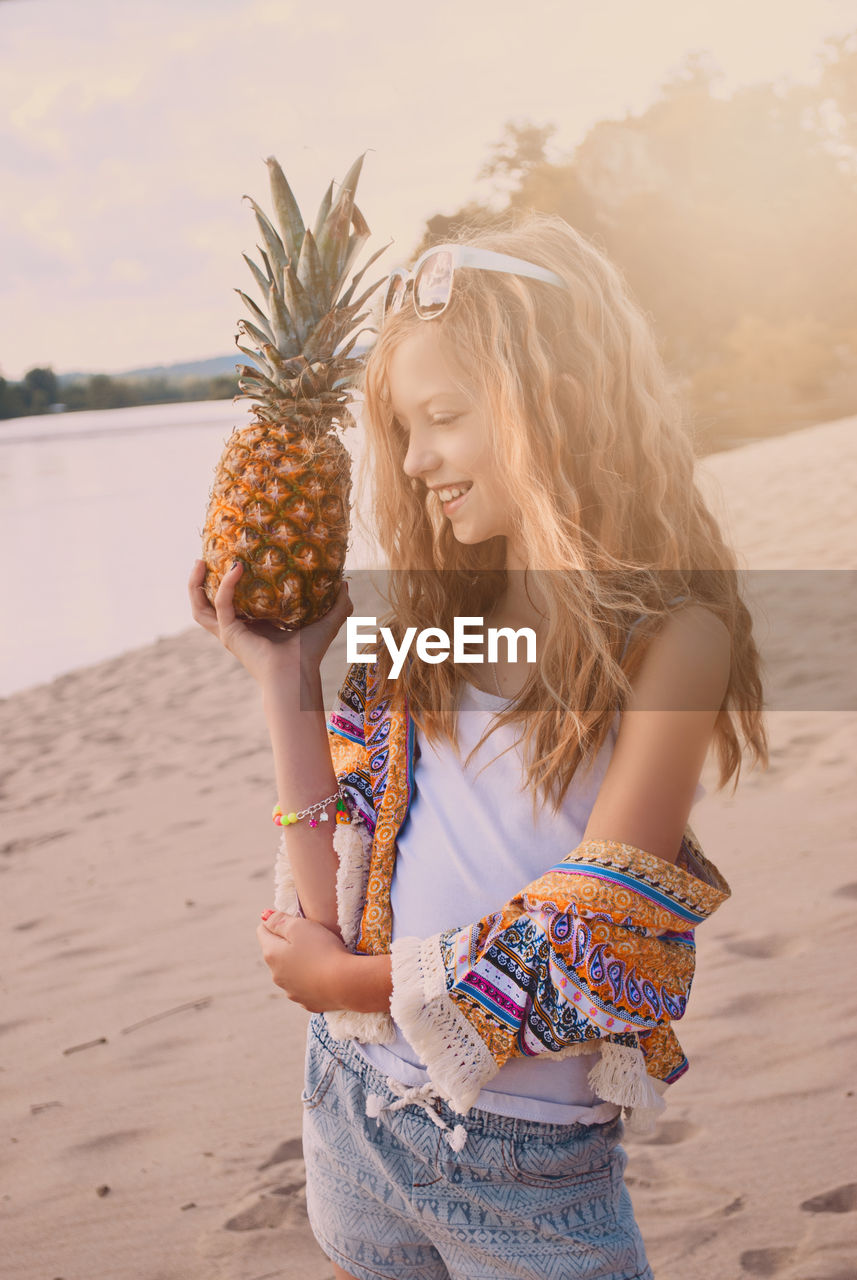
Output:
top-left (56, 339), bottom-right (374, 387)
top-left (57, 355), bottom-right (240, 387)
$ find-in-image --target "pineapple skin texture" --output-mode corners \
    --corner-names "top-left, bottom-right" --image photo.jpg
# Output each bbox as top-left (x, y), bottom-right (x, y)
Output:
top-left (201, 421), bottom-right (351, 630)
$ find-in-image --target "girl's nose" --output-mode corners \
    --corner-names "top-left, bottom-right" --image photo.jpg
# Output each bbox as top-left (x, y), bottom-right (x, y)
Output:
top-left (402, 435), bottom-right (443, 481)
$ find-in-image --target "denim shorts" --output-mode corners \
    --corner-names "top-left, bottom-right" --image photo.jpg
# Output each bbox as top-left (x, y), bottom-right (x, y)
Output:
top-left (301, 1012), bottom-right (654, 1280)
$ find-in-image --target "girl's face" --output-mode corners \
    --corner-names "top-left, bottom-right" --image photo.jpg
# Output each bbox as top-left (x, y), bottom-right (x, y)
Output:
top-left (386, 325), bottom-right (511, 546)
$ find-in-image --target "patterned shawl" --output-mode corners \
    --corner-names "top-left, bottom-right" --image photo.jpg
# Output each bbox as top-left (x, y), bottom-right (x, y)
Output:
top-left (274, 661), bottom-right (731, 1131)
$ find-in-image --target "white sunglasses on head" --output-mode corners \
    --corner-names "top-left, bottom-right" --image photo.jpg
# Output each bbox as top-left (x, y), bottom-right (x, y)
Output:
top-left (383, 243), bottom-right (567, 320)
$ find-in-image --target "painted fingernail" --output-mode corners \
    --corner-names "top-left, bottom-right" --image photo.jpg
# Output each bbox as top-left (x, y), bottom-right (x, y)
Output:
top-left (260, 908), bottom-right (274, 920)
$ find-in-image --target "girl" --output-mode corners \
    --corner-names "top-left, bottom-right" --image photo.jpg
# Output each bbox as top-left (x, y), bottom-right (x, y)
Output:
top-left (189, 210), bottom-right (767, 1280)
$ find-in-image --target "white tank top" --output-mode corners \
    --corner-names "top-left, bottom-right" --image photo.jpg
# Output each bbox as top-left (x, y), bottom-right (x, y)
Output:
top-left (354, 674), bottom-right (706, 1124)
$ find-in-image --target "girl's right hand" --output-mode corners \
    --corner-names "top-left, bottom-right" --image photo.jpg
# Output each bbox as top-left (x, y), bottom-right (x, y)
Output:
top-left (187, 559), bottom-right (353, 688)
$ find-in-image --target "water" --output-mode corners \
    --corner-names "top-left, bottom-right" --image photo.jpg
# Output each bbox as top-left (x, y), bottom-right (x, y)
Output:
top-left (0, 399), bottom-right (377, 698)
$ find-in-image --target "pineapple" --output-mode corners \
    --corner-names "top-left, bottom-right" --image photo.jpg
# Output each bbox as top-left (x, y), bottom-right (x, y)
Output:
top-left (201, 153), bottom-right (388, 629)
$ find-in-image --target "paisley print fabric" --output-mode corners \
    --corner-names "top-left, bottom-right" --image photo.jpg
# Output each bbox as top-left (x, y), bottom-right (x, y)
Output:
top-left (423, 830), bottom-right (728, 1080)
top-left (327, 662), bottom-right (377, 834)
top-left (358, 664), bottom-right (415, 955)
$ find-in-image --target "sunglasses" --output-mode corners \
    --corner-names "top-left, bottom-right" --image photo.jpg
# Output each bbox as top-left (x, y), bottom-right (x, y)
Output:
top-left (382, 243), bottom-right (567, 321)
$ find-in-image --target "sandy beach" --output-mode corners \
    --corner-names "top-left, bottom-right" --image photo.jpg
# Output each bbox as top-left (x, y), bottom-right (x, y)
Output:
top-left (2, 415), bottom-right (856, 1280)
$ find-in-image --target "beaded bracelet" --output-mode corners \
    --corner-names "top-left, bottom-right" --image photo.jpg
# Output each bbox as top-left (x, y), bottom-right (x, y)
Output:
top-left (272, 789), bottom-right (350, 829)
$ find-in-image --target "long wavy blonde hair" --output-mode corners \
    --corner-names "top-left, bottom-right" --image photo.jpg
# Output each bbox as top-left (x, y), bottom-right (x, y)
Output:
top-left (353, 209), bottom-right (768, 820)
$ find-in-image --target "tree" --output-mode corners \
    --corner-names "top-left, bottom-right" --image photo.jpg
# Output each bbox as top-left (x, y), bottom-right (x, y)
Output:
top-left (478, 120), bottom-right (558, 185)
top-left (23, 367), bottom-right (59, 412)
top-left (0, 376), bottom-right (27, 419)
top-left (817, 31), bottom-right (857, 171)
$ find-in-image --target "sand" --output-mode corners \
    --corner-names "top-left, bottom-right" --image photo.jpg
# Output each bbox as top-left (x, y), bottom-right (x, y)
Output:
top-left (2, 415), bottom-right (856, 1279)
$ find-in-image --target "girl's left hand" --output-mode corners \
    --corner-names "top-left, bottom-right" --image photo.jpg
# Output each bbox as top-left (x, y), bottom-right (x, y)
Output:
top-left (256, 910), bottom-right (350, 1013)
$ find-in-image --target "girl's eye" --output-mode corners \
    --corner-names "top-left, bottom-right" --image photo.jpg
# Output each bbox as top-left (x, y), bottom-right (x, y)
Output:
top-left (392, 414), bottom-right (458, 434)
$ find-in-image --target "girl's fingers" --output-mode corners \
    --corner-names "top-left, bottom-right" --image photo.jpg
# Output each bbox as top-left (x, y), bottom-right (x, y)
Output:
top-left (188, 559), bottom-right (242, 634)
top-left (214, 560), bottom-right (243, 627)
top-left (188, 559), bottom-right (206, 592)
top-left (188, 559), bottom-right (218, 632)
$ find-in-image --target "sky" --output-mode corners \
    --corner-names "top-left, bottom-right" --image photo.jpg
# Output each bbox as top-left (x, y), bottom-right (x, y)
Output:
top-left (1, 0), bottom-right (854, 381)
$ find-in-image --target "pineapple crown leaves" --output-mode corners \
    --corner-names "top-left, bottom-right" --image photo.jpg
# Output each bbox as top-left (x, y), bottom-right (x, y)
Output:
top-left (315, 152), bottom-right (366, 293)
top-left (243, 196), bottom-right (289, 278)
top-left (313, 179), bottom-right (334, 242)
top-left (241, 252), bottom-right (270, 300)
top-left (265, 155), bottom-right (305, 262)
top-left (237, 153), bottom-right (391, 349)
top-left (234, 152), bottom-right (394, 419)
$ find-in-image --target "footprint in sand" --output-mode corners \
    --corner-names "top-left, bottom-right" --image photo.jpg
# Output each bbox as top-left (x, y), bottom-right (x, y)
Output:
top-left (257, 1136), bottom-right (303, 1170)
top-left (0, 1018), bottom-right (33, 1037)
top-left (270, 1177), bottom-right (305, 1197)
top-left (739, 1245), bottom-right (797, 1275)
top-left (715, 990), bottom-right (788, 1019)
top-left (800, 1182), bottom-right (857, 1214)
top-left (223, 1194), bottom-right (294, 1231)
top-left (630, 1119), bottom-right (700, 1146)
top-left (2, 831), bottom-right (71, 856)
top-left (722, 934), bottom-right (798, 960)
top-left (48, 944), bottom-right (104, 962)
top-left (65, 1129), bottom-right (146, 1154)
top-left (787, 731), bottom-right (826, 749)
top-left (222, 1147), bottom-right (307, 1232)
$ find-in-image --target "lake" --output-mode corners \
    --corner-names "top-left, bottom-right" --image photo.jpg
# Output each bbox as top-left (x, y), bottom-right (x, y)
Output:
top-left (0, 398), bottom-right (378, 698)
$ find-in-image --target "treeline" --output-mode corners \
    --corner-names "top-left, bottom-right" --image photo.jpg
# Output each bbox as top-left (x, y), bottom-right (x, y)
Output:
top-left (415, 38), bottom-right (857, 452)
top-left (0, 367), bottom-right (239, 419)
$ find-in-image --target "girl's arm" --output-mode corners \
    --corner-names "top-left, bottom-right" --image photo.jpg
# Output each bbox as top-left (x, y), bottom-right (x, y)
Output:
top-left (257, 660), bottom-right (389, 1015)
top-left (192, 560), bottom-right (382, 1006)
top-left (263, 668), bottom-right (343, 939)
top-left (581, 604), bottom-right (732, 860)
top-left (187, 561), bottom-right (353, 941)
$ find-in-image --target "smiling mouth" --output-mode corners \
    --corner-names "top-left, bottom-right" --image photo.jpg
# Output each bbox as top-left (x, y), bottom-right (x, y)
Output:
top-left (433, 482), bottom-right (473, 503)
top-left (440, 485), bottom-right (472, 514)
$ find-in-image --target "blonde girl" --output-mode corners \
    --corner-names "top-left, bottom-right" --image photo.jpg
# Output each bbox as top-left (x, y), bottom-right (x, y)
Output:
top-left (189, 209), bottom-right (767, 1280)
